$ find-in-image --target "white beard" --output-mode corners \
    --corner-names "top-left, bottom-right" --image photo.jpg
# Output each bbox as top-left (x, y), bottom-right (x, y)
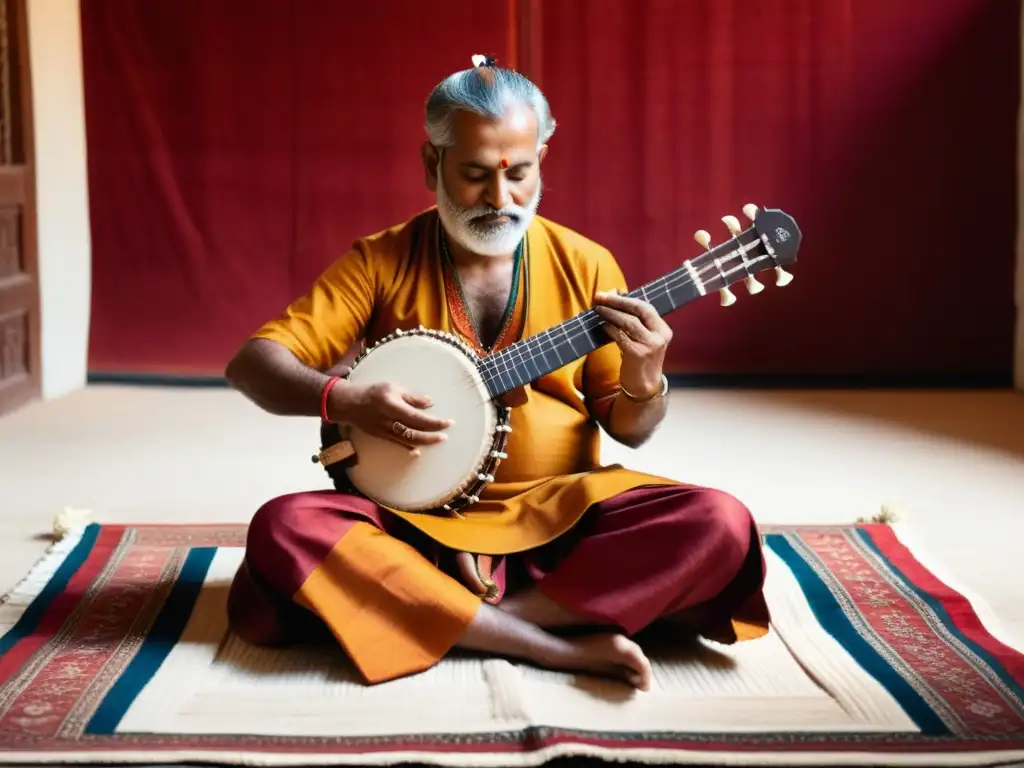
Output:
top-left (435, 167), bottom-right (541, 257)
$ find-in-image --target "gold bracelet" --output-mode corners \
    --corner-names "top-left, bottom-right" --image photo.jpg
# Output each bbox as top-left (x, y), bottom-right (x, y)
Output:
top-left (619, 374), bottom-right (669, 403)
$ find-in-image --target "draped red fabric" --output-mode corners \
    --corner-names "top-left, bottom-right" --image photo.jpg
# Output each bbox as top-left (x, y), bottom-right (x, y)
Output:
top-left (82, 0), bottom-right (508, 375)
top-left (83, 1), bottom-right (294, 374)
top-left (83, 1), bottom-right (1018, 379)
top-left (537, 0), bottom-right (1019, 376)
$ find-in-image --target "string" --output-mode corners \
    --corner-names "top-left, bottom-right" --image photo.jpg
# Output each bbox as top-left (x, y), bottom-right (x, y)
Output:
top-left (481, 243), bottom-right (763, 388)
top-left (475, 240), bottom-right (770, 393)
top-left (477, 243), bottom-right (764, 392)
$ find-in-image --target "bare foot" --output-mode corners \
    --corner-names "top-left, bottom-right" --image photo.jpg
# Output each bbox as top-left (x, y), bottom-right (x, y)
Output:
top-left (455, 604), bottom-right (651, 691)
top-left (552, 633), bottom-right (653, 691)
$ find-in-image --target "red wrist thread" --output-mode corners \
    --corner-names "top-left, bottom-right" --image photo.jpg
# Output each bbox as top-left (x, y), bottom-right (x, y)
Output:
top-left (320, 376), bottom-right (341, 423)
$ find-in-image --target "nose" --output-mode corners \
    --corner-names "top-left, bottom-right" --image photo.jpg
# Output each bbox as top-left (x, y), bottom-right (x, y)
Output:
top-left (485, 173), bottom-right (511, 210)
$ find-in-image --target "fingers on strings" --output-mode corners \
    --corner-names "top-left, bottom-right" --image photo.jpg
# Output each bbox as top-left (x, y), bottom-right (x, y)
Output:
top-left (594, 305), bottom-right (662, 347)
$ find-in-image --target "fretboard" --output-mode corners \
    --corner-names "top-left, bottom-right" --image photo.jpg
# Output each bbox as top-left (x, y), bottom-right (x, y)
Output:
top-left (478, 226), bottom-right (766, 398)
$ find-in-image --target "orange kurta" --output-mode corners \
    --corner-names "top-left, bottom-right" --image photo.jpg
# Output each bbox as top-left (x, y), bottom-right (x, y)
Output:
top-left (252, 208), bottom-right (678, 556)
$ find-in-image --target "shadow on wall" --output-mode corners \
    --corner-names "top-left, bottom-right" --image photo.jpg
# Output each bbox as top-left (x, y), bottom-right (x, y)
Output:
top-left (798, 1), bottom-right (1017, 380)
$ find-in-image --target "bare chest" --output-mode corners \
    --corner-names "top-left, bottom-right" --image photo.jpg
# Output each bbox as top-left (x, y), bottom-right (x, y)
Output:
top-left (456, 263), bottom-right (515, 349)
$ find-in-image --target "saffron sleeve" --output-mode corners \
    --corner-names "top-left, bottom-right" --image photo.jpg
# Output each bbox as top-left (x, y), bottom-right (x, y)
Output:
top-left (579, 248), bottom-right (629, 422)
top-left (251, 245), bottom-right (376, 371)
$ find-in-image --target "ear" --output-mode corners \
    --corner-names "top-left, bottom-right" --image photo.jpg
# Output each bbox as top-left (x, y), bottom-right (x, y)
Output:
top-left (537, 144), bottom-right (549, 164)
top-left (421, 142), bottom-right (440, 192)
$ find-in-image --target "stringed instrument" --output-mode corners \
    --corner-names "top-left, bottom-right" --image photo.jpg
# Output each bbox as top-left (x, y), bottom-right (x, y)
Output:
top-left (314, 203), bottom-right (802, 517)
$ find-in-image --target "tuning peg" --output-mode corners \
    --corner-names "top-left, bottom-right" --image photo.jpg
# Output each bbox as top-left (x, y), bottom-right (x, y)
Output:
top-left (742, 204), bottom-right (759, 220)
top-left (722, 215), bottom-right (742, 235)
top-left (696, 229), bottom-right (736, 306)
top-left (694, 229), bottom-right (739, 306)
top-left (775, 266), bottom-right (794, 287)
top-left (744, 275), bottom-right (765, 294)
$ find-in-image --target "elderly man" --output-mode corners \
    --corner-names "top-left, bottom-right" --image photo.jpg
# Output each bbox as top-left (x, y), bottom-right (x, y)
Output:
top-left (225, 57), bottom-right (769, 691)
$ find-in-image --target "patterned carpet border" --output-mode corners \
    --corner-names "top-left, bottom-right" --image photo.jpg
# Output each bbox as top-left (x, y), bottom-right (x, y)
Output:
top-left (1, 521), bottom-right (1023, 767)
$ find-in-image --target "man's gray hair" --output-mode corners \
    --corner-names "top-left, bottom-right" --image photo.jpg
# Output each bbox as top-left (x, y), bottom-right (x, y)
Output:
top-left (425, 62), bottom-right (556, 150)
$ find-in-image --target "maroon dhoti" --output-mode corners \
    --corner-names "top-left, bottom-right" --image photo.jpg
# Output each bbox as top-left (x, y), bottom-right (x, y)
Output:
top-left (227, 485), bottom-right (770, 683)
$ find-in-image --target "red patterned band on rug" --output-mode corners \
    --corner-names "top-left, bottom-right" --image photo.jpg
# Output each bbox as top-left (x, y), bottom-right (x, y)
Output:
top-left (0, 526), bottom-right (126, 683)
top-left (0, 527), bottom-right (189, 737)
top-left (132, 524), bottom-right (247, 548)
top-left (866, 524), bottom-right (1024, 686)
top-left (1, 522), bottom-right (1022, 764)
top-left (795, 526), bottom-right (1024, 737)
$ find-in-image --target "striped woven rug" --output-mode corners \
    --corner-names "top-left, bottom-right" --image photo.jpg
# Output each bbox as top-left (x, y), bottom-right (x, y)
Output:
top-left (0, 521), bottom-right (1022, 766)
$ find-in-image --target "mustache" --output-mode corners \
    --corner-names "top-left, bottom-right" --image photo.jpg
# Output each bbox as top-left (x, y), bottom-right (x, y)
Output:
top-left (454, 205), bottom-right (527, 223)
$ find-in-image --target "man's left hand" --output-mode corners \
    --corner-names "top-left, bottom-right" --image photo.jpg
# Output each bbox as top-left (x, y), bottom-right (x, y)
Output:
top-left (593, 290), bottom-right (672, 398)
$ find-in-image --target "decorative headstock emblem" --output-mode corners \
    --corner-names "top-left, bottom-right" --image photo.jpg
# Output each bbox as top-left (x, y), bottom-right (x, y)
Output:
top-left (687, 203), bottom-right (802, 306)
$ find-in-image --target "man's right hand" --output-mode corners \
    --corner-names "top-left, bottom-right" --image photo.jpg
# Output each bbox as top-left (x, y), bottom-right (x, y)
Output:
top-left (328, 381), bottom-right (454, 451)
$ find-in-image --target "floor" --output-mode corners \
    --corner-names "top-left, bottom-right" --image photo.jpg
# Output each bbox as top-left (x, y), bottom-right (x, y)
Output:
top-left (1, 385), bottom-right (1023, 650)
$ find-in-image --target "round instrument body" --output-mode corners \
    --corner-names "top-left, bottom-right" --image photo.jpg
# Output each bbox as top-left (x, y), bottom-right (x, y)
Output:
top-left (341, 328), bottom-right (510, 514)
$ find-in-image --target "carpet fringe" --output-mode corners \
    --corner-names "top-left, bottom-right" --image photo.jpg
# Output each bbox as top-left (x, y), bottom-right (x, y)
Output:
top-left (52, 507), bottom-right (92, 539)
top-left (855, 503), bottom-right (903, 525)
top-left (2, 743), bottom-right (1022, 767)
top-left (0, 517), bottom-right (88, 640)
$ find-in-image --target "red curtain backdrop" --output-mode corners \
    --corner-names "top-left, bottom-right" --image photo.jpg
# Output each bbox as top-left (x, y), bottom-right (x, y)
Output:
top-left (82, 0), bottom-right (508, 375)
top-left (83, 0), bottom-right (1019, 379)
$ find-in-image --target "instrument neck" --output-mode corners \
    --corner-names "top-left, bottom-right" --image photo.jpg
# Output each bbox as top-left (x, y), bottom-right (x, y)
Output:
top-left (478, 266), bottom-right (700, 399)
top-left (477, 225), bottom-right (768, 399)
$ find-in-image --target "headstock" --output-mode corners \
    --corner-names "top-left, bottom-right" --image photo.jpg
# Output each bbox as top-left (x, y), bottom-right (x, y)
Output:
top-left (690, 204), bottom-right (802, 307)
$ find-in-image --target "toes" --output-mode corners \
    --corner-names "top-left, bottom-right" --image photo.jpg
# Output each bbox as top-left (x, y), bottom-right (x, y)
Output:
top-left (637, 666), bottom-right (653, 691)
top-left (610, 634), bottom-right (635, 654)
top-left (609, 636), bottom-right (653, 691)
top-left (619, 665), bottom-right (649, 691)
top-left (617, 639), bottom-right (651, 669)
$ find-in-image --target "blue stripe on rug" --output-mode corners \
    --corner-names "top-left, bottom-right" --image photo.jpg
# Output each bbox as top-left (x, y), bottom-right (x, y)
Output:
top-left (0, 524), bottom-right (101, 656)
top-left (85, 546), bottom-right (216, 734)
top-left (765, 533), bottom-right (948, 735)
top-left (853, 528), bottom-right (1024, 704)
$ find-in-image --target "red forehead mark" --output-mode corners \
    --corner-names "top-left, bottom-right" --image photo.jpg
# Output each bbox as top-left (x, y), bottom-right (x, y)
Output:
top-left (499, 157), bottom-right (509, 170)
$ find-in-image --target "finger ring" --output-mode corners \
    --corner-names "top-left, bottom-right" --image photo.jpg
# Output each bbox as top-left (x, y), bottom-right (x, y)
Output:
top-left (402, 427), bottom-right (414, 441)
top-left (392, 421), bottom-right (405, 435)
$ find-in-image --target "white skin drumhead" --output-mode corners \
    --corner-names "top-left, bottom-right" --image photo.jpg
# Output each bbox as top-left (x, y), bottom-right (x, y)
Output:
top-left (344, 334), bottom-right (498, 512)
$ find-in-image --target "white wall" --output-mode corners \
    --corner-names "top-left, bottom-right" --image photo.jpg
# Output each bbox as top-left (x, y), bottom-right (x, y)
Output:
top-left (26, 0), bottom-right (91, 400)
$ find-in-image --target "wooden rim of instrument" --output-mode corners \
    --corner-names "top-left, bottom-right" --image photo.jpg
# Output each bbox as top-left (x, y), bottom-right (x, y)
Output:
top-left (312, 326), bottom-right (513, 518)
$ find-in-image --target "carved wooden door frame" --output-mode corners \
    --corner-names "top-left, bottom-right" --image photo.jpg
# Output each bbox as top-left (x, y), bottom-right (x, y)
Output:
top-left (0, 0), bottom-right (39, 417)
